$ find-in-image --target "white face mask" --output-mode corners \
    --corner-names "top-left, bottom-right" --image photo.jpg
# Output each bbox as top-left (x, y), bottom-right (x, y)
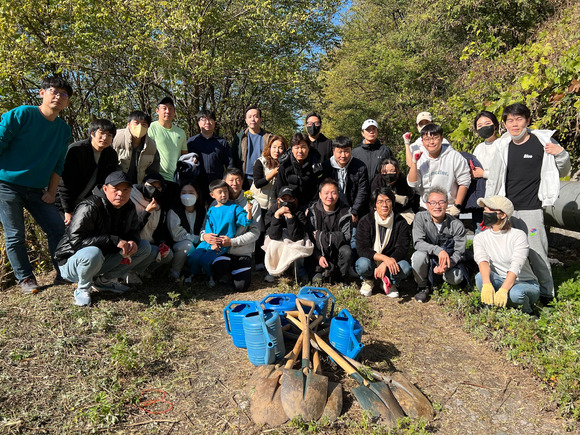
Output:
top-left (181, 194), bottom-right (197, 207)
top-left (509, 128), bottom-right (528, 141)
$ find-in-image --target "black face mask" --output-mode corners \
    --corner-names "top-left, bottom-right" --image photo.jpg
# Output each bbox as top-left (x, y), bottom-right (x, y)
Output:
top-left (476, 125), bottom-right (495, 140)
top-left (306, 124), bottom-right (321, 137)
top-left (482, 212), bottom-right (500, 227)
top-left (144, 184), bottom-right (157, 199)
top-left (382, 173), bottom-right (397, 184)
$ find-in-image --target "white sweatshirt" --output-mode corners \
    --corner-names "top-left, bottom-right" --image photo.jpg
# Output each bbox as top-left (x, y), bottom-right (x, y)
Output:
top-left (472, 139), bottom-right (499, 179)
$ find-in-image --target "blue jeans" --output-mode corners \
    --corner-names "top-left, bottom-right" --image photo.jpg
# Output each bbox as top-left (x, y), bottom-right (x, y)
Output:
top-left (0, 181), bottom-right (65, 282)
top-left (355, 257), bottom-right (411, 284)
top-left (475, 271), bottom-right (540, 314)
top-left (58, 240), bottom-right (151, 291)
top-left (132, 244), bottom-right (174, 275)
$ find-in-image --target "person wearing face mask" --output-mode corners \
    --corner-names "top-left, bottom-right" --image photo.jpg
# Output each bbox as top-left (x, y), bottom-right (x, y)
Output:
top-left (485, 103), bottom-right (571, 304)
top-left (166, 180), bottom-right (207, 280)
top-left (112, 111), bottom-right (160, 184)
top-left (305, 112), bottom-right (333, 162)
top-left (474, 196), bottom-right (540, 315)
top-left (371, 158), bottom-right (416, 224)
top-left (127, 172), bottom-right (173, 283)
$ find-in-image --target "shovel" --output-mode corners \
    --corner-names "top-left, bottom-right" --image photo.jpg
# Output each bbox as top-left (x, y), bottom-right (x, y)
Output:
top-left (250, 331), bottom-right (304, 426)
top-left (286, 313), bottom-right (405, 427)
top-left (280, 299), bottom-right (328, 421)
top-left (312, 348), bottom-right (343, 422)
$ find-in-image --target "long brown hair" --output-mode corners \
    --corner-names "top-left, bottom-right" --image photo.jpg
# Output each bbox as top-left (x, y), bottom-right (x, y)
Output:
top-left (262, 135), bottom-right (288, 169)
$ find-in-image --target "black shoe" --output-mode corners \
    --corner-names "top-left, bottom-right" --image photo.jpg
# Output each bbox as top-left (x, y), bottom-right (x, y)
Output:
top-left (414, 287), bottom-right (429, 303)
top-left (539, 296), bottom-right (554, 306)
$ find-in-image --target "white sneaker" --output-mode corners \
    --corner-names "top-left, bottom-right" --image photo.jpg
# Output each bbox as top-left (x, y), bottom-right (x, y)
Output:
top-left (360, 280), bottom-right (374, 297)
top-left (125, 272), bottom-right (143, 285)
top-left (264, 274), bottom-right (276, 283)
top-left (387, 287), bottom-right (400, 298)
top-left (92, 277), bottom-right (130, 294)
top-left (208, 277), bottom-right (216, 287)
top-left (383, 277), bottom-right (399, 298)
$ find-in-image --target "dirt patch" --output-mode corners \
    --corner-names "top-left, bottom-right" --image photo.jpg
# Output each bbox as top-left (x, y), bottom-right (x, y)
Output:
top-left (0, 269), bottom-right (572, 434)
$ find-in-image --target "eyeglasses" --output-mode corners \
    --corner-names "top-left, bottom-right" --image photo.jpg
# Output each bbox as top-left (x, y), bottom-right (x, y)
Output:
top-left (306, 122), bottom-right (321, 127)
top-left (422, 136), bottom-right (441, 143)
top-left (46, 88), bottom-right (69, 99)
top-left (426, 200), bottom-right (448, 207)
top-left (199, 117), bottom-right (215, 123)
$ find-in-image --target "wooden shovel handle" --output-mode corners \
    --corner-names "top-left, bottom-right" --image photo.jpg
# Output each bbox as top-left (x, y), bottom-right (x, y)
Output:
top-left (295, 299), bottom-right (310, 369)
top-left (284, 331), bottom-right (304, 370)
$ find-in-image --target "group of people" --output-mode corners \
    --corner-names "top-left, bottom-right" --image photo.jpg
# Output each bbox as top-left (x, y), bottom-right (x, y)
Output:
top-left (0, 77), bottom-right (571, 314)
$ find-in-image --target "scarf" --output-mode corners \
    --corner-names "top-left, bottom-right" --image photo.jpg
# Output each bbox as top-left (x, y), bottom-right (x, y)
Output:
top-left (330, 156), bottom-right (351, 203)
top-left (373, 211), bottom-right (393, 257)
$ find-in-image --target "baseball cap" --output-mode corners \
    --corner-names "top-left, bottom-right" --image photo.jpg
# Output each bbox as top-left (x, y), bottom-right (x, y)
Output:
top-left (416, 112), bottom-right (433, 124)
top-left (278, 186), bottom-right (296, 198)
top-left (361, 119), bottom-right (378, 130)
top-left (158, 96), bottom-right (175, 106)
top-left (477, 196), bottom-right (514, 218)
top-left (143, 172), bottom-right (165, 185)
top-left (105, 171), bottom-right (131, 187)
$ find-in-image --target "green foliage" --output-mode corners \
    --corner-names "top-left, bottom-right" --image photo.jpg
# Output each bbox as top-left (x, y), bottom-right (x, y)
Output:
top-left (434, 266), bottom-right (580, 420)
top-left (333, 283), bottom-right (380, 329)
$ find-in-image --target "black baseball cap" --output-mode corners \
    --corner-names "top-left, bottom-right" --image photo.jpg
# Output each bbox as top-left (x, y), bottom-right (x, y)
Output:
top-left (278, 187), bottom-right (295, 198)
top-left (105, 171), bottom-right (132, 187)
top-left (143, 172), bottom-right (165, 185)
top-left (158, 96), bottom-right (175, 106)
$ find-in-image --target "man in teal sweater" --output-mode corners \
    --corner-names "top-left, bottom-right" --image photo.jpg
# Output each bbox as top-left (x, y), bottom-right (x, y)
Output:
top-left (0, 76), bottom-right (73, 293)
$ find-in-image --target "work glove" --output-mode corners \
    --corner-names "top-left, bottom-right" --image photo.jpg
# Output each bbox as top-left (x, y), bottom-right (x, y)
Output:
top-left (394, 194), bottom-right (408, 206)
top-left (480, 283), bottom-right (495, 305)
top-left (403, 132), bottom-right (412, 145)
top-left (412, 151), bottom-right (423, 163)
top-left (447, 204), bottom-right (461, 217)
top-left (494, 287), bottom-right (509, 307)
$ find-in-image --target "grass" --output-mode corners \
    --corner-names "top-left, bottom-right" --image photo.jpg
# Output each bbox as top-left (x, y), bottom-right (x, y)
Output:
top-left (433, 262), bottom-right (580, 422)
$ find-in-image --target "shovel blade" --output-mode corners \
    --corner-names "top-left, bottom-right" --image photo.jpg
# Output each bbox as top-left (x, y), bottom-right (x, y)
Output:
top-left (389, 372), bottom-right (435, 419)
top-left (246, 364), bottom-right (278, 398)
top-left (352, 383), bottom-right (401, 427)
top-left (250, 376), bottom-right (288, 426)
top-left (280, 368), bottom-right (329, 422)
top-left (322, 381), bottom-right (342, 422)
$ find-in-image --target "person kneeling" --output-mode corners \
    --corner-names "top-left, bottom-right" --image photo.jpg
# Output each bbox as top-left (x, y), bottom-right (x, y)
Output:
top-left (355, 187), bottom-right (411, 297)
top-left (54, 171), bottom-right (151, 306)
top-left (307, 178), bottom-right (352, 284)
top-left (411, 187), bottom-right (469, 303)
top-left (474, 196), bottom-right (540, 315)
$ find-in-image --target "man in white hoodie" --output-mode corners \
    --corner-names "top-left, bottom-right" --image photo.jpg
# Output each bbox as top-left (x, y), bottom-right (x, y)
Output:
top-left (407, 124), bottom-right (471, 215)
top-left (485, 103), bottom-right (570, 303)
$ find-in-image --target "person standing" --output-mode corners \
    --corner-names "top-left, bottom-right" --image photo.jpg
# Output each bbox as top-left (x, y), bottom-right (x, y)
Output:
top-left (352, 119), bottom-right (392, 179)
top-left (305, 112), bottom-right (333, 162)
top-left (0, 76), bottom-right (72, 293)
top-left (486, 103), bottom-right (571, 303)
top-left (147, 97), bottom-right (188, 183)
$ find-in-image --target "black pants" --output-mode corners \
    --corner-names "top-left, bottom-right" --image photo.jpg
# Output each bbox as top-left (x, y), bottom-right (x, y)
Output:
top-left (212, 254), bottom-right (252, 292)
top-left (309, 245), bottom-right (352, 280)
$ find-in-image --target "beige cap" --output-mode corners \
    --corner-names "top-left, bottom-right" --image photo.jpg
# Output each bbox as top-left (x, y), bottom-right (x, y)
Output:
top-left (477, 196), bottom-right (514, 218)
top-left (416, 111), bottom-right (433, 124)
top-left (361, 119), bottom-right (378, 130)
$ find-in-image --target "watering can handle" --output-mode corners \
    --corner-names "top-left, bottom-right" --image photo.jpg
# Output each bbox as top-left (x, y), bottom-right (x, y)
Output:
top-left (223, 300), bottom-right (256, 335)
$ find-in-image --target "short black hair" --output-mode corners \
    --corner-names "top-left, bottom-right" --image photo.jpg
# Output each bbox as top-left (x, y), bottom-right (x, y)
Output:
top-left (420, 123), bottom-right (443, 137)
top-left (319, 177), bottom-right (338, 192)
top-left (41, 76), bottom-right (73, 97)
top-left (128, 110), bottom-right (152, 126)
top-left (378, 158), bottom-right (401, 175)
top-left (305, 112), bottom-right (322, 123)
top-left (290, 132), bottom-right (309, 147)
top-left (246, 106), bottom-right (262, 118)
top-left (197, 109), bottom-right (216, 122)
top-left (224, 167), bottom-right (243, 179)
top-left (209, 179), bottom-right (228, 192)
top-left (473, 111), bottom-right (499, 131)
top-left (333, 135), bottom-right (352, 149)
top-left (502, 103), bottom-right (531, 123)
top-left (89, 119), bottom-right (116, 137)
top-left (371, 187), bottom-right (395, 207)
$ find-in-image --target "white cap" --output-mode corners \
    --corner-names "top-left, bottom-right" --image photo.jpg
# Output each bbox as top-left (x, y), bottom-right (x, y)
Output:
top-left (416, 112), bottom-right (433, 124)
top-left (361, 119), bottom-right (378, 130)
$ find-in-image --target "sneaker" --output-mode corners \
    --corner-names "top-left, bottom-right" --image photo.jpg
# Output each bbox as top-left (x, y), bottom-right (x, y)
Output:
top-left (92, 276), bottom-right (130, 294)
top-left (74, 289), bottom-right (91, 306)
top-left (169, 269), bottom-right (180, 280)
top-left (360, 280), bottom-right (374, 297)
top-left (255, 263), bottom-right (266, 272)
top-left (264, 274), bottom-right (276, 283)
top-left (208, 277), bottom-right (216, 287)
top-left (125, 271), bottom-right (143, 285)
top-left (414, 287), bottom-right (429, 303)
top-left (386, 285), bottom-right (399, 298)
top-left (53, 276), bottom-right (72, 286)
top-left (20, 277), bottom-right (39, 294)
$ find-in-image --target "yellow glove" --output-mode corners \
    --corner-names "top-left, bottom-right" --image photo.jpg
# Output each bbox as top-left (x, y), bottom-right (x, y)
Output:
top-left (480, 283), bottom-right (495, 305)
top-left (494, 287), bottom-right (509, 308)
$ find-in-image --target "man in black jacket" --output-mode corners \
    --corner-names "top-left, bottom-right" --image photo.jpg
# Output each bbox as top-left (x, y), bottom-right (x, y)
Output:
top-left (322, 135), bottom-right (369, 225)
top-left (56, 119), bottom-right (119, 225)
top-left (355, 187), bottom-right (411, 298)
top-left (352, 119), bottom-right (393, 179)
top-left (305, 112), bottom-right (333, 161)
top-left (55, 171), bottom-right (151, 306)
top-left (307, 178), bottom-right (352, 284)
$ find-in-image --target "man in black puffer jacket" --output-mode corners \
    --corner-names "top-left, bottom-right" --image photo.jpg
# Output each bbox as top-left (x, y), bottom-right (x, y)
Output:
top-left (307, 178), bottom-right (352, 284)
top-left (55, 171), bottom-right (151, 306)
